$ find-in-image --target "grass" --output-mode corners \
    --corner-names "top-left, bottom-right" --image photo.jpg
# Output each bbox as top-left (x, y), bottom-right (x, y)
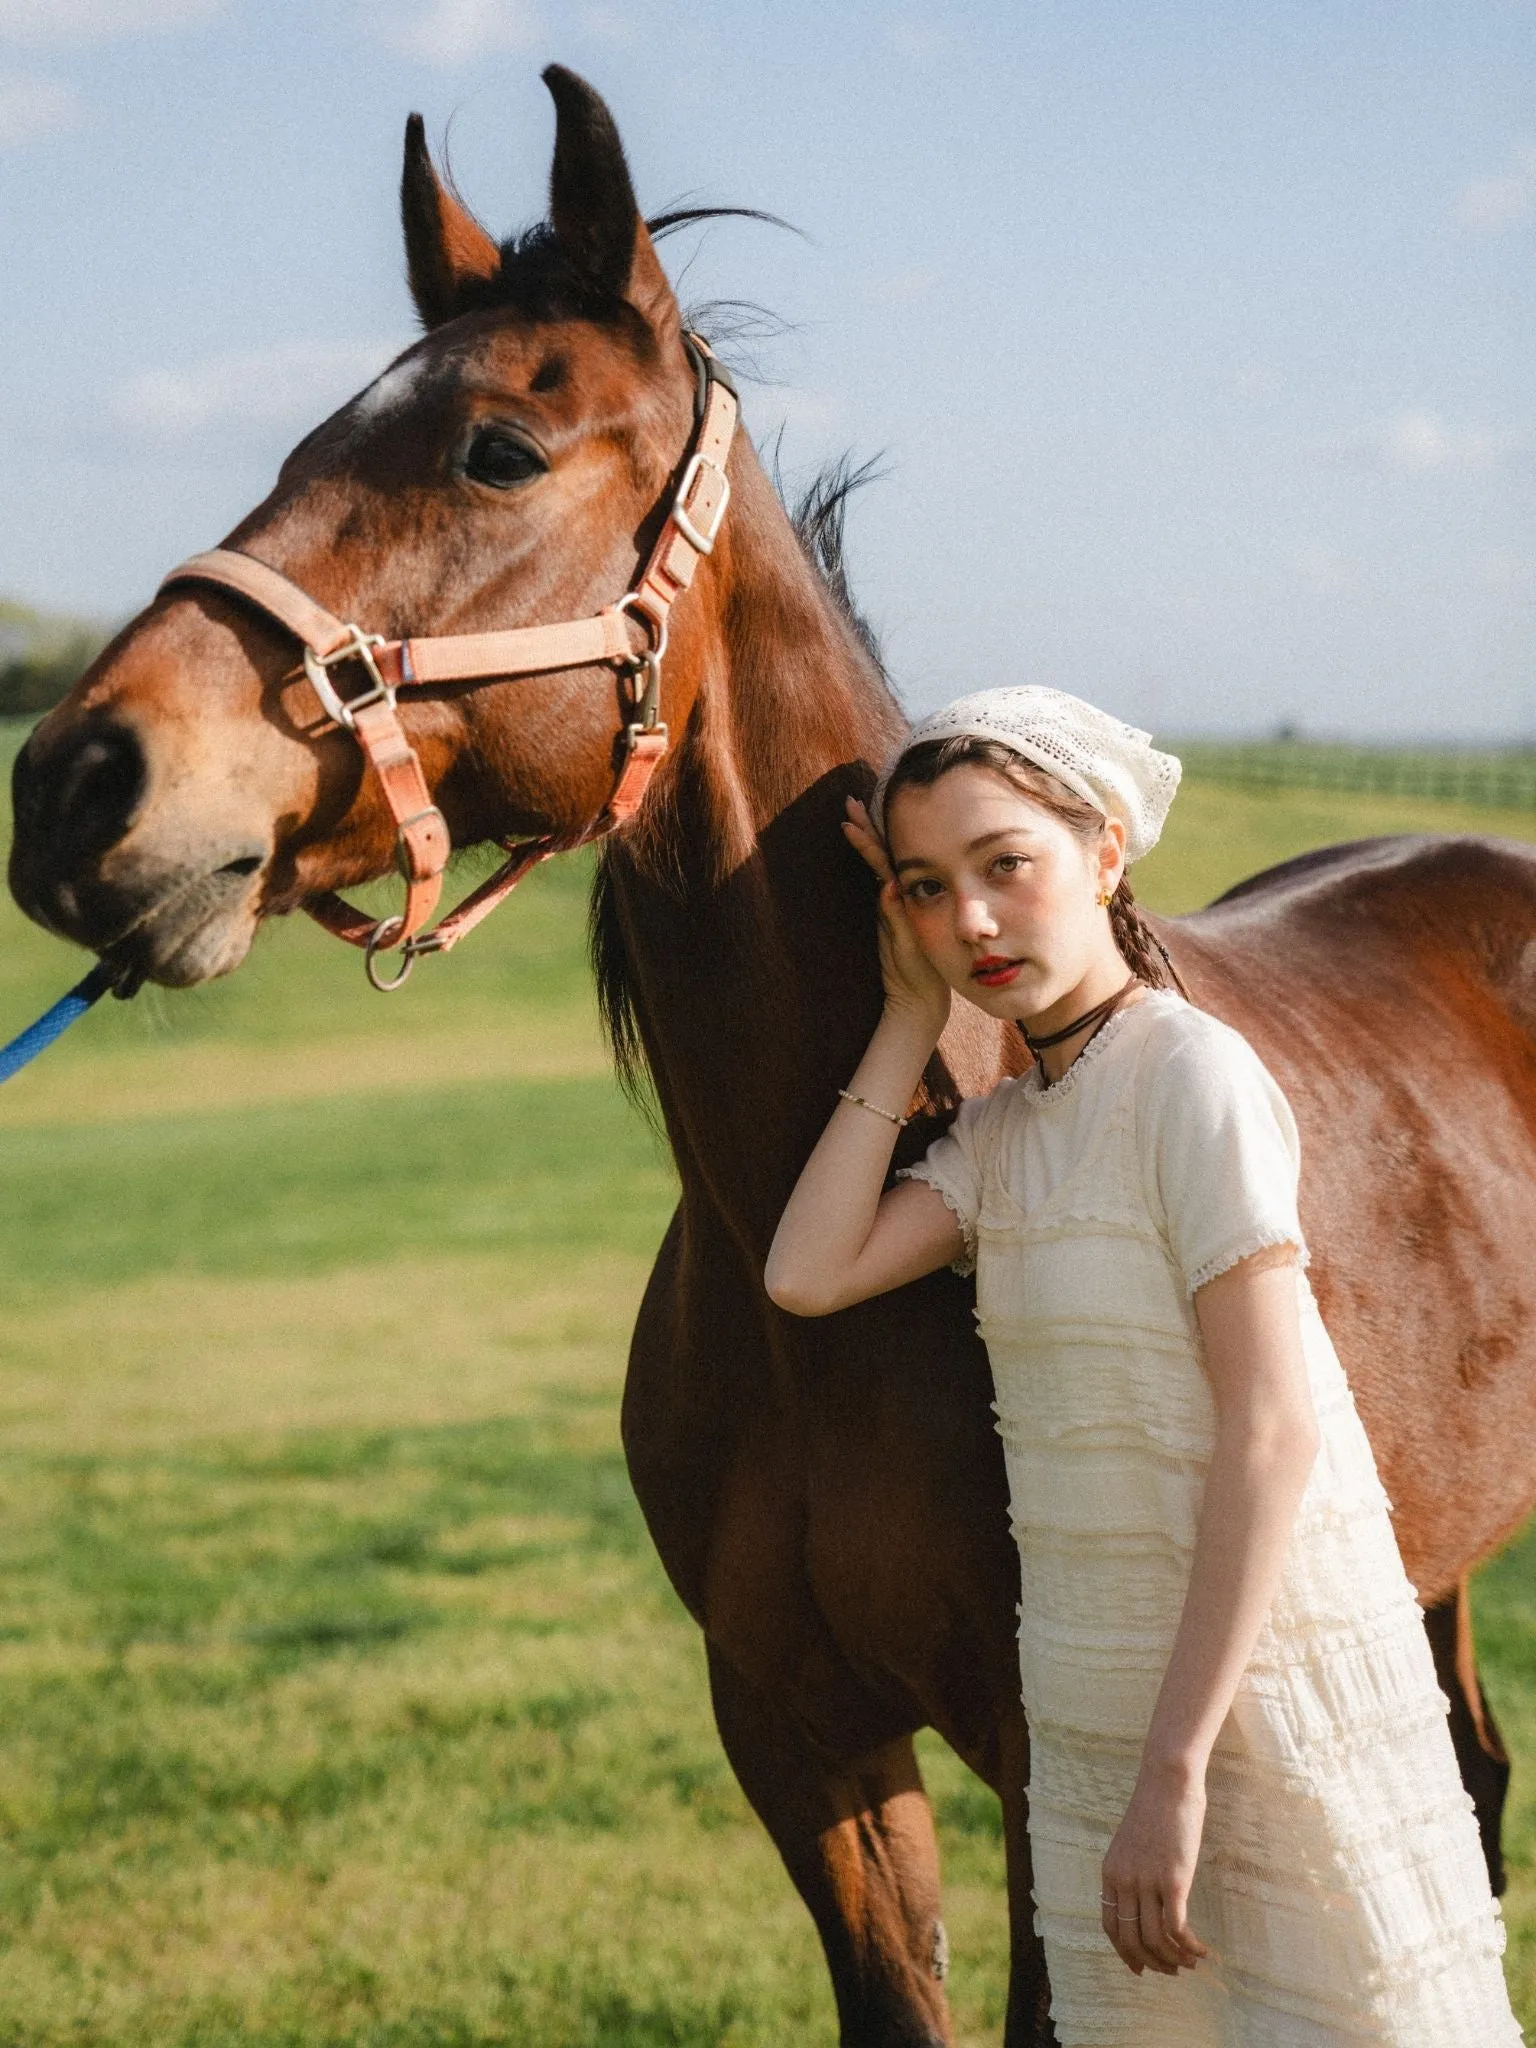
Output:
top-left (0, 717), bottom-right (1533, 2041)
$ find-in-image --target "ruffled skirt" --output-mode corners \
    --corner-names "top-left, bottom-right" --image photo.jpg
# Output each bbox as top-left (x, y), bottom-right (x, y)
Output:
top-left (996, 1301), bottom-right (1522, 2046)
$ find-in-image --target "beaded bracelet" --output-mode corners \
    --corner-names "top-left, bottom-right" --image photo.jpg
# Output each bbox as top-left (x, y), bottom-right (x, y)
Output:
top-left (837, 1087), bottom-right (910, 1128)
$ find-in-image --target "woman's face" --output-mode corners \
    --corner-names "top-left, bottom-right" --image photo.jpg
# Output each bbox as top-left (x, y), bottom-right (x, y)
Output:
top-left (883, 763), bottom-right (1126, 1022)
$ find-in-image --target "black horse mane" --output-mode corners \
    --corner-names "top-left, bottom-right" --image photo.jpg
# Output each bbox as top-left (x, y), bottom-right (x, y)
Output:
top-left (470, 206), bottom-right (796, 327)
top-left (785, 455), bottom-right (888, 675)
top-left (590, 457), bottom-right (889, 1106)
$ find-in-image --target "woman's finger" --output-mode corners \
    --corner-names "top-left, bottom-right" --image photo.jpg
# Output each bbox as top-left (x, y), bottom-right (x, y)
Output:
top-left (1100, 1896), bottom-right (1137, 1974)
top-left (876, 879), bottom-right (914, 950)
top-left (841, 816), bottom-right (892, 882)
top-left (842, 797), bottom-right (894, 881)
top-left (1114, 1896), bottom-right (1154, 1976)
top-left (1136, 1888), bottom-right (1183, 1974)
top-left (1164, 1885), bottom-right (1209, 1966)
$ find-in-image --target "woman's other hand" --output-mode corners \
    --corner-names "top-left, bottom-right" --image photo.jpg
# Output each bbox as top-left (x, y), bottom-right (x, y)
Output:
top-left (1100, 1765), bottom-right (1211, 1977)
top-left (844, 797), bottom-right (951, 1041)
top-left (842, 793), bottom-right (896, 883)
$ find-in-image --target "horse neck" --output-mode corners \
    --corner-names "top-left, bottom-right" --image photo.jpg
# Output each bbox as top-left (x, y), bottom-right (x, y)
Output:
top-left (606, 452), bottom-right (908, 1242)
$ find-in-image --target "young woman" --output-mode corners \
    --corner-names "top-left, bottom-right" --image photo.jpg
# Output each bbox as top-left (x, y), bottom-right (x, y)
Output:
top-left (766, 687), bottom-right (1520, 2045)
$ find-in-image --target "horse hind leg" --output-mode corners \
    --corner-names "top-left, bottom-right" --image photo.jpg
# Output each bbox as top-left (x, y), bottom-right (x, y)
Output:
top-left (995, 1753), bottom-right (1056, 2047)
top-left (707, 1644), bottom-right (953, 2047)
top-left (1423, 1574), bottom-right (1511, 1894)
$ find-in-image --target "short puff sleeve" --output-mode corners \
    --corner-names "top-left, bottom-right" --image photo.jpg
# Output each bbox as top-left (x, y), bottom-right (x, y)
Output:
top-left (1138, 1014), bottom-right (1309, 1296)
top-left (895, 1088), bottom-right (1000, 1278)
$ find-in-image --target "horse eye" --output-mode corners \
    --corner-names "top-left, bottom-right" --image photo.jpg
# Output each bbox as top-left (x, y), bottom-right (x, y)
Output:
top-left (462, 425), bottom-right (546, 490)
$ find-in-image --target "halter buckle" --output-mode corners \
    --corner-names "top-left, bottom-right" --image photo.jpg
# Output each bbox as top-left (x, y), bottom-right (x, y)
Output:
top-left (303, 627), bottom-right (392, 730)
top-left (672, 452), bottom-right (730, 557)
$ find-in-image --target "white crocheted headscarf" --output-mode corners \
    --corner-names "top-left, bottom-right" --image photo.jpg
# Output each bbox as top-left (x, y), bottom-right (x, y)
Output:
top-left (872, 686), bottom-right (1182, 866)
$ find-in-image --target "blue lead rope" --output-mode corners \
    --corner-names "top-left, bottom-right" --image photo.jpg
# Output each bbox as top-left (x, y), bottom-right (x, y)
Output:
top-left (0, 962), bottom-right (120, 1085)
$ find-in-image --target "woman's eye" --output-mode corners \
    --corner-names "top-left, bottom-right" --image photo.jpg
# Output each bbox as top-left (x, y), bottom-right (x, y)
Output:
top-left (903, 879), bottom-right (943, 902)
top-left (463, 426), bottom-right (546, 490)
top-left (993, 853), bottom-right (1028, 875)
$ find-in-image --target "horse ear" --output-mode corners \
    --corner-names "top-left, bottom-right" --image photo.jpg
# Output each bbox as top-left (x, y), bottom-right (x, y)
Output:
top-left (542, 65), bottom-right (678, 334)
top-left (400, 113), bottom-right (502, 330)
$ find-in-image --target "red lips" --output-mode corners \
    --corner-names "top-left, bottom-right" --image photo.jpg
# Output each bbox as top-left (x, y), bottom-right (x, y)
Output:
top-left (971, 955), bottom-right (1022, 988)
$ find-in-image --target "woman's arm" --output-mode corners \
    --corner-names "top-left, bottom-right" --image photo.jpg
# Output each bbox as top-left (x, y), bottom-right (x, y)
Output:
top-left (764, 998), bottom-right (963, 1315)
top-left (765, 804), bottom-right (964, 1316)
top-left (1101, 1245), bottom-right (1320, 1978)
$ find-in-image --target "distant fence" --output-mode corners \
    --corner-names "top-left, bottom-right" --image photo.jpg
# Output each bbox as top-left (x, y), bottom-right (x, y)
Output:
top-left (1173, 741), bottom-right (1536, 813)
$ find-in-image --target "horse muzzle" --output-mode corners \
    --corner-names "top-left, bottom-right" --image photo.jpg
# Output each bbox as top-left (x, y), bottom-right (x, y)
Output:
top-left (9, 714), bottom-right (268, 987)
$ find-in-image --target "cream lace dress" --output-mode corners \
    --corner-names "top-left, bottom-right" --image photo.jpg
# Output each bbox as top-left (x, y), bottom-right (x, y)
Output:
top-left (902, 990), bottom-right (1520, 2047)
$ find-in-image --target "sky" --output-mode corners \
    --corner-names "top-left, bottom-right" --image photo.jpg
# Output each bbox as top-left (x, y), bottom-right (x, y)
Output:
top-left (1, 0), bottom-right (1532, 740)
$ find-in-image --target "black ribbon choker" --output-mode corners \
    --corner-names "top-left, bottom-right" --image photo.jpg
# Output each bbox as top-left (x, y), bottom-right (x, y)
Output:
top-left (1018, 975), bottom-right (1139, 1062)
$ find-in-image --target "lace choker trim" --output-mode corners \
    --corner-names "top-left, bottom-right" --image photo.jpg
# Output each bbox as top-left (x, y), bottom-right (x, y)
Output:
top-left (1025, 987), bottom-right (1182, 1103)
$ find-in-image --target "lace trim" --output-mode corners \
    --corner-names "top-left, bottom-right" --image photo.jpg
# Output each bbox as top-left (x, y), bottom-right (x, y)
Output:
top-left (1187, 1226), bottom-right (1310, 1296)
top-left (1022, 987), bottom-right (1182, 1107)
top-left (895, 1163), bottom-right (977, 1276)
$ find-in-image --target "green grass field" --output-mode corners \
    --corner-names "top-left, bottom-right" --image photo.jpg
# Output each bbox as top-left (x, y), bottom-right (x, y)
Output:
top-left (1, 720), bottom-right (1533, 2045)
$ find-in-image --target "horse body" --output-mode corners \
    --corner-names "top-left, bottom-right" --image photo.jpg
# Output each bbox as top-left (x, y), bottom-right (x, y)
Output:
top-left (1177, 836), bottom-right (1536, 1596)
top-left (592, 456), bottom-right (1036, 2037)
top-left (9, 69), bottom-right (1533, 2045)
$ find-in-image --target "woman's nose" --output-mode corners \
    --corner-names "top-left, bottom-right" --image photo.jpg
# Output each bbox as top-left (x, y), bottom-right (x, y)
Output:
top-left (954, 892), bottom-right (999, 943)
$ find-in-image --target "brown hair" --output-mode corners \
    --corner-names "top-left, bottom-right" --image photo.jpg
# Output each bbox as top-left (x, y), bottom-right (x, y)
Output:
top-left (880, 734), bottom-right (1186, 994)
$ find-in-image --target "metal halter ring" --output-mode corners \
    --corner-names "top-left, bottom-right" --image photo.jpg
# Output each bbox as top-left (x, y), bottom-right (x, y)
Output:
top-left (613, 590), bottom-right (669, 665)
top-left (364, 918), bottom-right (416, 993)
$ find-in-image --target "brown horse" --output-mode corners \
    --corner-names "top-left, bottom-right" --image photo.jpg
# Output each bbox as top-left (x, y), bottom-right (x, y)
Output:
top-left (10, 68), bottom-right (1534, 2047)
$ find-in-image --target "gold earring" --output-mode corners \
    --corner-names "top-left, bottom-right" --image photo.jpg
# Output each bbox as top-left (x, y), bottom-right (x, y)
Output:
top-left (1097, 889), bottom-right (1113, 908)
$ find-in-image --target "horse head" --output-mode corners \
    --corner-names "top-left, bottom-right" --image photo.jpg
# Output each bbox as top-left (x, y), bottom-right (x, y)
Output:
top-left (9, 67), bottom-right (737, 989)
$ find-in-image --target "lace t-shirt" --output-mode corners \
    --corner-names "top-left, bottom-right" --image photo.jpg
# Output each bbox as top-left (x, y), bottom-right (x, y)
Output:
top-left (905, 989), bottom-right (1309, 1294)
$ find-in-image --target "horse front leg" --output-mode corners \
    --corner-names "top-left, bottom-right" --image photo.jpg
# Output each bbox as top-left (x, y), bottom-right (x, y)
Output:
top-left (1424, 1574), bottom-right (1511, 1894)
top-left (706, 1644), bottom-right (952, 2047)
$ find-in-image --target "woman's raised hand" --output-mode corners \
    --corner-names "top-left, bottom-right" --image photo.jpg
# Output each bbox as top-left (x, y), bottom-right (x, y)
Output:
top-left (843, 797), bottom-right (952, 1043)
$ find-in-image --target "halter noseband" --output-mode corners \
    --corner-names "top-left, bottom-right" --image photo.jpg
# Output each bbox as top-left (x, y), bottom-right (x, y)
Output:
top-left (156, 332), bottom-right (738, 990)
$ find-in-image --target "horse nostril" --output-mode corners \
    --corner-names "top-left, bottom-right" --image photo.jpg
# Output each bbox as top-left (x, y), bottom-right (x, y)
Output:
top-left (219, 855), bottom-right (262, 878)
top-left (15, 719), bottom-right (147, 868)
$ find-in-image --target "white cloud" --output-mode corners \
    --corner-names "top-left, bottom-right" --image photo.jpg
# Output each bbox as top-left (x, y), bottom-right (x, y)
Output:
top-left (1453, 142), bottom-right (1536, 233)
top-left (112, 339), bottom-right (399, 442)
top-left (0, 0), bottom-right (223, 45)
top-left (0, 68), bottom-right (79, 144)
top-left (1325, 410), bottom-right (1519, 477)
top-left (380, 0), bottom-right (540, 68)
